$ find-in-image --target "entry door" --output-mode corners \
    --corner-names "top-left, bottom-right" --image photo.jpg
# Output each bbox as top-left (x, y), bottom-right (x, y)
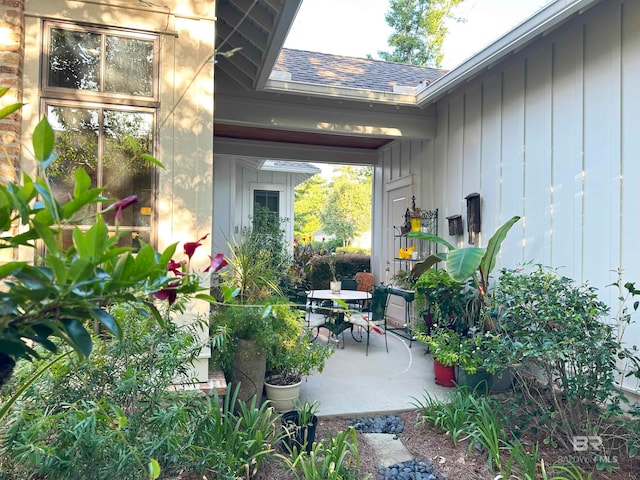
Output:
top-left (386, 184), bottom-right (412, 326)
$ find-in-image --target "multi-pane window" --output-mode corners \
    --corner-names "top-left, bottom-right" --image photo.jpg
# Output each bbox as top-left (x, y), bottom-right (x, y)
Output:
top-left (254, 189), bottom-right (280, 216)
top-left (42, 22), bottom-right (158, 250)
top-left (44, 23), bottom-right (157, 100)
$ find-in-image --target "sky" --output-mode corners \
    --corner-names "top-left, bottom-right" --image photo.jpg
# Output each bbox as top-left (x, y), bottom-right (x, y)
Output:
top-left (284, 0), bottom-right (552, 70)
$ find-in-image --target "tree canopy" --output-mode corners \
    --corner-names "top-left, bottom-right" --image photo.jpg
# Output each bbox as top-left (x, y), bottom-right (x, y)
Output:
top-left (293, 175), bottom-right (327, 240)
top-left (377, 0), bottom-right (465, 67)
top-left (319, 167), bottom-right (372, 247)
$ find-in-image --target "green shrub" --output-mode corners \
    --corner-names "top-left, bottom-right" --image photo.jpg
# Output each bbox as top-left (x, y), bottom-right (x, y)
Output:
top-left (492, 265), bottom-right (623, 449)
top-left (0, 305), bottom-right (278, 479)
top-left (309, 254), bottom-right (370, 288)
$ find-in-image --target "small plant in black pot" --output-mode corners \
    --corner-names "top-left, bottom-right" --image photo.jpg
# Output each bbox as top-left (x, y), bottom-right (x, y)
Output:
top-left (281, 400), bottom-right (319, 454)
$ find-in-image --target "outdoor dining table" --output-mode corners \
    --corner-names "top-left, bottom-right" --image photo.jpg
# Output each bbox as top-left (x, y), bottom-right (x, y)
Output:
top-left (305, 289), bottom-right (372, 341)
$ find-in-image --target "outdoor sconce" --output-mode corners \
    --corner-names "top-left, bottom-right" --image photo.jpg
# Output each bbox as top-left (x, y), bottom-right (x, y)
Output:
top-left (465, 193), bottom-right (481, 244)
top-left (446, 214), bottom-right (463, 236)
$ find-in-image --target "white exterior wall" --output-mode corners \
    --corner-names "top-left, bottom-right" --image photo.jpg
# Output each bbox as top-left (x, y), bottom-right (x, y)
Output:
top-left (381, 0), bottom-right (639, 393)
top-left (212, 158), bottom-right (299, 255)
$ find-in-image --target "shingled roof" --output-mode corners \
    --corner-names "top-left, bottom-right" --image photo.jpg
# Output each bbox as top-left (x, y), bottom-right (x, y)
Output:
top-left (273, 48), bottom-right (447, 93)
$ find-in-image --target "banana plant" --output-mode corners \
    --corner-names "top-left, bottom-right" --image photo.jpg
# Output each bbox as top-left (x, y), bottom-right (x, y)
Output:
top-left (407, 215), bottom-right (520, 298)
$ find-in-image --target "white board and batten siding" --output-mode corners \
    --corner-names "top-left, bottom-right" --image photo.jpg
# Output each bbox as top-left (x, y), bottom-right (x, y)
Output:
top-left (377, 140), bottom-right (433, 326)
top-left (380, 0), bottom-right (639, 394)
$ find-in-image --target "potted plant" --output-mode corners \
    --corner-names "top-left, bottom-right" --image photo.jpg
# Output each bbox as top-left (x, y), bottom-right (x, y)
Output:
top-left (210, 303), bottom-right (277, 404)
top-left (209, 232), bottom-right (288, 404)
top-left (407, 215), bottom-right (521, 315)
top-left (414, 268), bottom-right (467, 332)
top-left (281, 400), bottom-right (320, 453)
top-left (265, 305), bottom-right (334, 411)
top-left (416, 327), bottom-right (459, 387)
top-left (455, 331), bottom-right (492, 394)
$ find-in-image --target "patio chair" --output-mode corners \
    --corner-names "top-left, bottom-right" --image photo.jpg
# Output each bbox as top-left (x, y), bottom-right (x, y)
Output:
top-left (348, 285), bottom-right (390, 355)
top-left (354, 272), bottom-right (374, 293)
top-left (341, 278), bottom-right (358, 290)
top-left (341, 278), bottom-right (361, 310)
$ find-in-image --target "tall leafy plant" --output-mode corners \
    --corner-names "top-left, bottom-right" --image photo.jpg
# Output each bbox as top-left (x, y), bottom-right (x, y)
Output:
top-left (408, 215), bottom-right (520, 298)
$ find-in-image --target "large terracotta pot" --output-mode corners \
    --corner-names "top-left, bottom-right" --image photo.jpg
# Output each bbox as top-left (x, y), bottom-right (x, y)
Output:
top-left (433, 359), bottom-right (456, 387)
top-left (231, 338), bottom-right (266, 404)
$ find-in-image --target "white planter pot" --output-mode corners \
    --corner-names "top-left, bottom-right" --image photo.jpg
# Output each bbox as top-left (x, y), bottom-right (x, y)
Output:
top-left (264, 379), bottom-right (303, 412)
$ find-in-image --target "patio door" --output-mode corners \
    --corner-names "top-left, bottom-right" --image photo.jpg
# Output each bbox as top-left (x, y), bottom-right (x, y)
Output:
top-left (386, 181), bottom-right (412, 326)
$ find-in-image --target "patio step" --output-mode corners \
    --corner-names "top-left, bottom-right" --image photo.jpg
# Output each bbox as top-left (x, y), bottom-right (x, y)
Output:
top-left (362, 433), bottom-right (414, 467)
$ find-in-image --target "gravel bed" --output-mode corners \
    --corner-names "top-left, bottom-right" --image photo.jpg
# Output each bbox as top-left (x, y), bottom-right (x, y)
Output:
top-left (348, 414), bottom-right (405, 434)
top-left (349, 415), bottom-right (445, 480)
top-left (377, 459), bottom-right (445, 480)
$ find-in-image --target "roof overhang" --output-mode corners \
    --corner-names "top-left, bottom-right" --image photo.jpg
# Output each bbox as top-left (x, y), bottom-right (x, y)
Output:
top-left (416, 0), bottom-right (600, 107)
top-left (263, 77), bottom-right (418, 105)
top-left (215, 0), bottom-right (303, 90)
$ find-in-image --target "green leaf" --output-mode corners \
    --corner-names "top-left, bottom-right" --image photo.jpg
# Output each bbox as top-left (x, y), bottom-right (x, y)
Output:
top-left (158, 243), bottom-right (178, 266)
top-left (446, 247), bottom-right (485, 283)
top-left (0, 262), bottom-right (27, 279)
top-left (73, 168), bottom-right (91, 197)
top-left (89, 308), bottom-right (121, 338)
top-left (144, 302), bottom-right (167, 329)
top-left (32, 117), bottom-right (55, 165)
top-left (45, 254), bottom-right (69, 284)
top-left (409, 255), bottom-right (442, 281)
top-left (0, 87), bottom-right (9, 97)
top-left (68, 257), bottom-right (94, 284)
top-left (61, 318), bottom-right (93, 358)
top-left (110, 404), bottom-right (128, 429)
top-left (0, 339), bottom-right (29, 357)
top-left (32, 219), bottom-right (59, 253)
top-left (22, 333), bottom-right (58, 353)
top-left (148, 458), bottom-right (161, 479)
top-left (478, 215), bottom-right (521, 283)
top-left (406, 231), bottom-right (456, 251)
top-left (0, 102), bottom-right (24, 120)
top-left (195, 293), bottom-right (217, 304)
top-left (7, 181), bottom-right (33, 225)
top-left (141, 153), bottom-right (165, 169)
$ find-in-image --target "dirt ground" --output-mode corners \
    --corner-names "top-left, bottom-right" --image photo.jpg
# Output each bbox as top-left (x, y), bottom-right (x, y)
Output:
top-left (255, 411), bottom-right (640, 480)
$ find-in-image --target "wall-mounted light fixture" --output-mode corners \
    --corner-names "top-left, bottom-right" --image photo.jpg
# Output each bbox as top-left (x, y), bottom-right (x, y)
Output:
top-left (465, 193), bottom-right (481, 244)
top-left (446, 214), bottom-right (463, 236)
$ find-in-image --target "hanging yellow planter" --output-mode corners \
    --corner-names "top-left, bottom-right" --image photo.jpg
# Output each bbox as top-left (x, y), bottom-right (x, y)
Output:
top-left (410, 216), bottom-right (421, 232)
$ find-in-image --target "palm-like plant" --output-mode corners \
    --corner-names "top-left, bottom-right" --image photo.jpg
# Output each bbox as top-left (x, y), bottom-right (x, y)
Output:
top-left (408, 216), bottom-right (520, 299)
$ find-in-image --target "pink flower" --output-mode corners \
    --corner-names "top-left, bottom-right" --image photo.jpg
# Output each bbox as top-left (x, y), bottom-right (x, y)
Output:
top-left (184, 234), bottom-right (209, 260)
top-left (205, 253), bottom-right (228, 273)
top-left (106, 195), bottom-right (138, 222)
top-left (153, 280), bottom-right (181, 305)
top-left (167, 259), bottom-right (186, 276)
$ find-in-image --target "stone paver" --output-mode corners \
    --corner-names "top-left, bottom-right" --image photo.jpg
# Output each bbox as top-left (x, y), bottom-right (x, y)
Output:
top-left (362, 433), bottom-right (414, 467)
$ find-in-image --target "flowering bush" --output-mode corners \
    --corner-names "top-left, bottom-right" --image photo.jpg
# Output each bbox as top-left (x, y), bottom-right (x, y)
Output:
top-left (289, 237), bottom-right (327, 291)
top-left (0, 100), bottom-right (223, 388)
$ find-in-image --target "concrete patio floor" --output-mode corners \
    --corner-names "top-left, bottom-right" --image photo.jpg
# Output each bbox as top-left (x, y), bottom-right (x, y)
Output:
top-left (299, 326), bottom-right (453, 417)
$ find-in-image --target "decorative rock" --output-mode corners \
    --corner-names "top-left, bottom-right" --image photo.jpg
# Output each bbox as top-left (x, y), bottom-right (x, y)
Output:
top-left (376, 459), bottom-right (445, 480)
top-left (352, 416), bottom-right (444, 480)
top-left (348, 414), bottom-right (404, 434)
